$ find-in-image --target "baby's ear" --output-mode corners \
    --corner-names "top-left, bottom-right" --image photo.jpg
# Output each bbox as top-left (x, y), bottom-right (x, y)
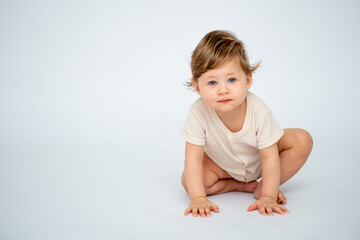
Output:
top-left (192, 80), bottom-right (201, 94)
top-left (246, 74), bottom-right (252, 89)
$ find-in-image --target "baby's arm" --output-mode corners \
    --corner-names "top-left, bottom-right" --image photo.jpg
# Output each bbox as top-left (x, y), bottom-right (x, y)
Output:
top-left (248, 143), bottom-right (289, 216)
top-left (183, 142), bottom-right (219, 217)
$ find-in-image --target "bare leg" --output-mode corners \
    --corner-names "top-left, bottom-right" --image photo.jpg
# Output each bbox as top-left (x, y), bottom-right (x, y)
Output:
top-left (182, 153), bottom-right (258, 196)
top-left (253, 128), bottom-right (313, 202)
top-left (206, 179), bottom-right (259, 195)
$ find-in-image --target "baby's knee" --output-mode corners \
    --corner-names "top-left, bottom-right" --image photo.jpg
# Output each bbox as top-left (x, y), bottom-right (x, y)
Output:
top-left (181, 171), bottom-right (188, 192)
top-left (295, 129), bottom-right (313, 156)
top-left (203, 172), bottom-right (215, 189)
top-left (202, 166), bottom-right (220, 189)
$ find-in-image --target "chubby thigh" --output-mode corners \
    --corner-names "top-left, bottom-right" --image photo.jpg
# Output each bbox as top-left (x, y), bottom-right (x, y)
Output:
top-left (202, 153), bottom-right (234, 188)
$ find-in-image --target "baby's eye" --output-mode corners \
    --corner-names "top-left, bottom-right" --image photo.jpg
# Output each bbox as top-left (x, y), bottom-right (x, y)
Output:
top-left (208, 81), bottom-right (217, 86)
top-left (228, 78), bottom-right (236, 83)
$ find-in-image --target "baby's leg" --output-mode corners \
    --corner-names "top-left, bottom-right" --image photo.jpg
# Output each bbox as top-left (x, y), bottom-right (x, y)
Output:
top-left (182, 153), bottom-right (258, 196)
top-left (277, 128), bottom-right (313, 184)
top-left (254, 128), bottom-right (313, 201)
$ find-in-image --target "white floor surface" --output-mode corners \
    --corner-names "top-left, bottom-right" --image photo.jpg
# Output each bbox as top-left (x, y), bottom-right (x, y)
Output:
top-left (1, 135), bottom-right (359, 240)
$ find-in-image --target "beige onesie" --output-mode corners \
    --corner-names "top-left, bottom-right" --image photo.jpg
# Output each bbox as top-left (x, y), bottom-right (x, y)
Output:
top-left (181, 91), bottom-right (284, 182)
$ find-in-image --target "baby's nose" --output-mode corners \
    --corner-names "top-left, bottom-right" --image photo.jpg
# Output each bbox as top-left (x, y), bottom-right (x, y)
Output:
top-left (217, 86), bottom-right (230, 95)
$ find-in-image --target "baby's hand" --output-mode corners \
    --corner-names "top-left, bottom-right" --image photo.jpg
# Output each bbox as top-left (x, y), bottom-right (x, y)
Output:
top-left (184, 197), bottom-right (219, 217)
top-left (247, 196), bottom-right (289, 216)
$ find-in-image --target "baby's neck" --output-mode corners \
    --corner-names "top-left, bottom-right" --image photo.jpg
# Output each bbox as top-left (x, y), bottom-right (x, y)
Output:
top-left (216, 100), bottom-right (247, 133)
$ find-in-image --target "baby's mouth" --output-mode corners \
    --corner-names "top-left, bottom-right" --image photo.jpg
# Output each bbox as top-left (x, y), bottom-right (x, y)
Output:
top-left (218, 99), bottom-right (232, 103)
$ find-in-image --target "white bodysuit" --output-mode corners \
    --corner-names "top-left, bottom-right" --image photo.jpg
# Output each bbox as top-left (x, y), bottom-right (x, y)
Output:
top-left (181, 91), bottom-right (284, 182)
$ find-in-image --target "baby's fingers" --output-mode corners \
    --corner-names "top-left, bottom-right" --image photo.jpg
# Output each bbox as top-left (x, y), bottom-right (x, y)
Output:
top-left (259, 206), bottom-right (266, 216)
top-left (278, 205), bottom-right (289, 214)
top-left (266, 207), bottom-right (273, 216)
top-left (282, 205), bottom-right (289, 213)
top-left (271, 205), bottom-right (289, 215)
top-left (184, 206), bottom-right (200, 217)
top-left (184, 206), bottom-right (192, 216)
top-left (205, 208), bottom-right (211, 217)
top-left (192, 207), bottom-right (199, 217)
top-left (273, 206), bottom-right (285, 215)
top-left (199, 208), bottom-right (206, 218)
top-left (247, 202), bottom-right (258, 212)
top-left (210, 203), bottom-right (220, 213)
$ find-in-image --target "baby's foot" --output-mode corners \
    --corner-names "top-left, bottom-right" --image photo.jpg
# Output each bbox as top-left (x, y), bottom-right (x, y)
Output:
top-left (277, 190), bottom-right (287, 205)
top-left (236, 180), bottom-right (259, 193)
top-left (253, 181), bottom-right (287, 205)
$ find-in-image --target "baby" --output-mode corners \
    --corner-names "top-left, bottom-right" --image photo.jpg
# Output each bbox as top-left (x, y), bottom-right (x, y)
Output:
top-left (181, 30), bottom-right (313, 217)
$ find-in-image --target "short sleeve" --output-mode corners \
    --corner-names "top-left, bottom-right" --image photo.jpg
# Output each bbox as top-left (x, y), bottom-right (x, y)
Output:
top-left (255, 110), bottom-right (284, 149)
top-left (180, 108), bottom-right (206, 146)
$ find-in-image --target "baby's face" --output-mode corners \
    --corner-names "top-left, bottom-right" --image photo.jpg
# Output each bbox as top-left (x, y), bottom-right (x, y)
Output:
top-left (193, 58), bottom-right (252, 115)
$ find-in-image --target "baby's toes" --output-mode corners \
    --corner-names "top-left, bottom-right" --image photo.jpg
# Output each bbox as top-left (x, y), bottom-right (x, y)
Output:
top-left (249, 181), bottom-right (259, 191)
top-left (277, 190), bottom-right (287, 205)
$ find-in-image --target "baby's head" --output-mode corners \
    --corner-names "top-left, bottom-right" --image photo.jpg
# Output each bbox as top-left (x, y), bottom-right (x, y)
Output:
top-left (188, 30), bottom-right (260, 87)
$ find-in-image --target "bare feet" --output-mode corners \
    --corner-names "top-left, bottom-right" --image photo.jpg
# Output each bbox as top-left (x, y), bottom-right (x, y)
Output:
top-left (236, 180), bottom-right (259, 193)
top-left (253, 181), bottom-right (287, 204)
top-left (276, 190), bottom-right (287, 205)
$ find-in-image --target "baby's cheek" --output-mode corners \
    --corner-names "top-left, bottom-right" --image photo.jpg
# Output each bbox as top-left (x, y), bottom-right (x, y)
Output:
top-left (201, 96), bottom-right (215, 108)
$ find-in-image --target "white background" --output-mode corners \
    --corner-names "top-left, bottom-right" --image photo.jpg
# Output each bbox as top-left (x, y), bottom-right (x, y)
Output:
top-left (0, 0), bottom-right (359, 239)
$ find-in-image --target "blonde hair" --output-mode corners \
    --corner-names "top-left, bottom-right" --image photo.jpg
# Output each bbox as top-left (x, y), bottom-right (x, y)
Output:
top-left (187, 30), bottom-right (260, 87)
